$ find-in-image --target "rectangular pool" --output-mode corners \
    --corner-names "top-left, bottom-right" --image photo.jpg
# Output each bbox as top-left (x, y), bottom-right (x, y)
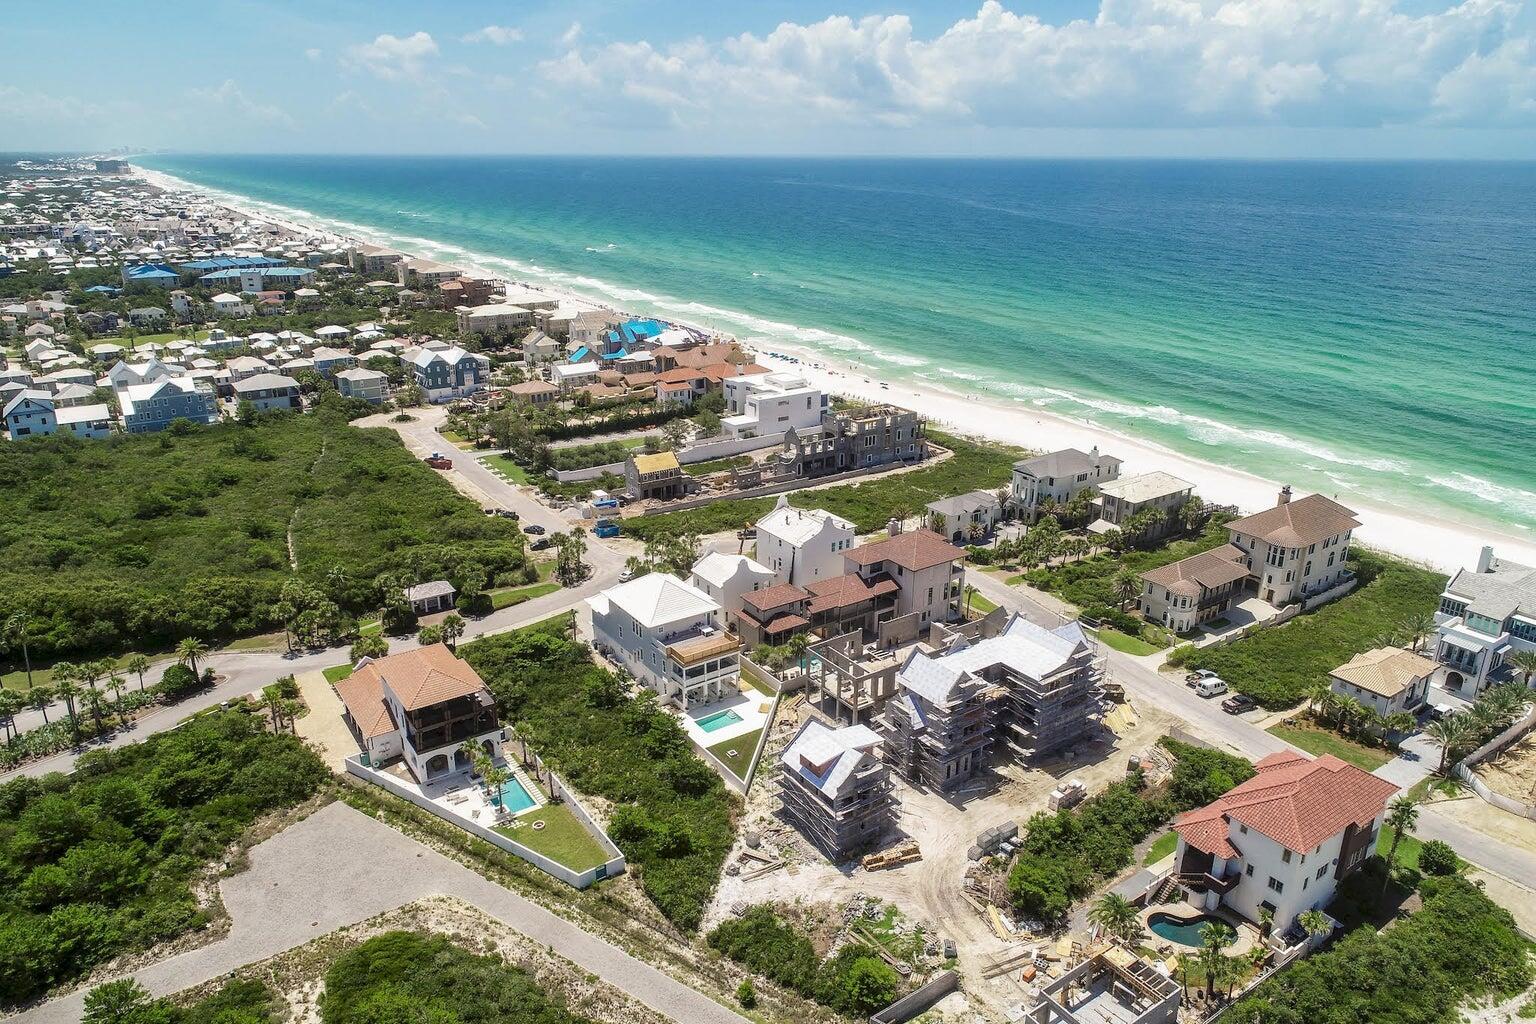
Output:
top-left (494, 776), bottom-right (538, 814)
top-left (697, 709), bottom-right (744, 733)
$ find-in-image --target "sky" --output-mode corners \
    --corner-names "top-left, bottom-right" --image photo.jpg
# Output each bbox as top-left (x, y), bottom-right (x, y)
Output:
top-left (3, 0), bottom-right (1535, 158)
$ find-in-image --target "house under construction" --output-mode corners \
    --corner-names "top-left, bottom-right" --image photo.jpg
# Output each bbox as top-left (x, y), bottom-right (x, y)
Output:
top-left (882, 613), bottom-right (1104, 793)
top-left (777, 719), bottom-right (897, 862)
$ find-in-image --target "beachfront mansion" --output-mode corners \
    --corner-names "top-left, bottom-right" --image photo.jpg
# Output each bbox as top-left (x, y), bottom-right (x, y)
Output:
top-left (1431, 546), bottom-right (1536, 695)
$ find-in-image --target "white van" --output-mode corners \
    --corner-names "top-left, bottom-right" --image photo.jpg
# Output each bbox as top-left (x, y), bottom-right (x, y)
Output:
top-left (1194, 677), bottom-right (1229, 698)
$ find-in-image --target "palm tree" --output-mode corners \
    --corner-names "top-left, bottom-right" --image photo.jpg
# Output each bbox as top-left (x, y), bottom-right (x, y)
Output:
top-left (107, 673), bottom-right (128, 717)
top-left (2, 614), bottom-right (35, 690)
top-left (963, 584), bottom-right (980, 616)
top-left (1304, 681), bottom-right (1332, 719)
top-left (1113, 569), bottom-right (1141, 611)
top-left (54, 676), bottom-right (83, 745)
top-left (1088, 893), bottom-right (1141, 943)
top-left (1197, 922), bottom-right (1236, 998)
top-left (125, 653), bottom-right (151, 692)
top-left (441, 613), bottom-right (465, 652)
top-left (1296, 909), bottom-right (1332, 948)
top-left (1425, 714), bottom-right (1472, 774)
top-left (1382, 711), bottom-right (1417, 748)
top-left (176, 637), bottom-right (208, 680)
top-left (1509, 650), bottom-right (1536, 687)
top-left (262, 684), bottom-right (287, 733)
top-left (1401, 611), bottom-right (1436, 653)
top-left (26, 682), bottom-right (55, 725)
top-left (0, 690), bottom-right (24, 743)
top-left (79, 660), bottom-right (111, 736)
top-left (1380, 796), bottom-right (1420, 900)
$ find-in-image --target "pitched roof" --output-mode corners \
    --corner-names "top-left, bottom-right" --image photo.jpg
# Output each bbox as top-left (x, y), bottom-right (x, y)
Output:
top-left (756, 503), bottom-right (854, 546)
top-left (587, 573), bottom-right (719, 629)
top-left (1098, 471), bottom-right (1194, 504)
top-left (351, 643), bottom-right (488, 713)
top-left (1443, 555), bottom-right (1536, 622)
top-left (742, 581), bottom-right (812, 612)
top-left (1141, 544), bottom-right (1250, 596)
top-left (334, 669), bottom-right (397, 740)
top-left (1012, 447), bottom-right (1121, 478)
top-left (1331, 647), bottom-right (1437, 698)
top-left (1228, 493), bottom-right (1361, 548)
top-left (690, 552), bottom-right (773, 589)
top-left (845, 529), bottom-right (964, 573)
top-left (780, 719), bottom-right (883, 799)
top-left (805, 572), bottom-right (899, 614)
top-left (631, 451), bottom-right (680, 475)
top-left (1173, 751), bottom-right (1397, 857)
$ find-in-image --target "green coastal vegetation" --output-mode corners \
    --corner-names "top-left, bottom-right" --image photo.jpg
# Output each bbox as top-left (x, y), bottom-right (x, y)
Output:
top-left (461, 618), bottom-right (736, 932)
top-left (0, 412), bottom-right (528, 664)
top-left (707, 905), bottom-right (901, 1016)
top-left (1226, 876), bottom-right (1531, 1024)
top-left (1006, 740), bottom-right (1255, 923)
top-left (1169, 551), bottom-right (1447, 708)
top-left (621, 430), bottom-right (1023, 539)
top-left (82, 930), bottom-right (600, 1024)
top-left (0, 711), bottom-right (328, 1003)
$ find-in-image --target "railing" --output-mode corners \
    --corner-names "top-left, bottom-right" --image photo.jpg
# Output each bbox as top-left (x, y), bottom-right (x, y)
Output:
top-left (1177, 869), bottom-right (1241, 894)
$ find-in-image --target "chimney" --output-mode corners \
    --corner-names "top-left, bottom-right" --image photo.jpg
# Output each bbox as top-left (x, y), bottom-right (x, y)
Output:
top-left (1477, 545), bottom-right (1495, 574)
top-left (1277, 485), bottom-right (1293, 507)
top-left (1089, 445), bottom-right (1099, 461)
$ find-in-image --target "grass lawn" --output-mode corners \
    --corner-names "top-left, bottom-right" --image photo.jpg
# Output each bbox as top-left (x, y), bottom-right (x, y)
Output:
top-left (323, 664), bottom-right (354, 683)
top-left (684, 455), bottom-right (752, 477)
top-left (488, 454), bottom-right (531, 484)
top-left (3, 651), bottom-right (157, 691)
top-left (358, 618), bottom-right (384, 637)
top-left (221, 631), bottom-right (287, 652)
top-left (439, 430), bottom-right (475, 450)
top-left (1267, 721), bottom-right (1393, 771)
top-left (740, 660), bottom-right (780, 697)
top-left (1377, 824), bottom-right (1466, 874)
top-left (489, 581), bottom-right (560, 610)
top-left (495, 802), bottom-right (612, 873)
top-left (707, 728), bottom-right (763, 782)
top-left (1173, 550), bottom-right (1447, 708)
top-left (1144, 831), bottom-right (1179, 865)
top-left (966, 592), bottom-right (1000, 615)
top-left (535, 559), bottom-right (557, 581)
top-left (129, 329), bottom-right (211, 349)
top-left (1096, 627), bottom-right (1161, 656)
top-left (1024, 518), bottom-right (1235, 613)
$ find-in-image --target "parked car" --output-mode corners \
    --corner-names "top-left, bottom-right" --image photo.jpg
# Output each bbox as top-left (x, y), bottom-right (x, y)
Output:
top-left (1194, 677), bottom-right (1229, 698)
top-left (522, 523), bottom-right (546, 535)
top-left (530, 537), bottom-right (553, 551)
top-left (1221, 694), bottom-right (1257, 714)
top-left (1186, 669), bottom-right (1221, 688)
top-left (495, 508), bottom-right (520, 521)
top-left (618, 567), bottom-right (635, 582)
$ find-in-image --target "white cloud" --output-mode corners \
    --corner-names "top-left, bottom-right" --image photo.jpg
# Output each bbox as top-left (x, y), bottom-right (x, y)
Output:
top-left (538, 0), bottom-right (1536, 131)
top-left (305, 47), bottom-right (322, 61)
top-left (191, 80), bottom-right (295, 127)
top-left (463, 24), bottom-right (523, 45)
top-left (560, 21), bottom-right (583, 47)
top-left (344, 31), bottom-right (439, 81)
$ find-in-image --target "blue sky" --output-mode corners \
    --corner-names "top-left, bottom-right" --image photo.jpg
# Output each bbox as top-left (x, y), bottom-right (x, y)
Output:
top-left (3, 0), bottom-right (1534, 157)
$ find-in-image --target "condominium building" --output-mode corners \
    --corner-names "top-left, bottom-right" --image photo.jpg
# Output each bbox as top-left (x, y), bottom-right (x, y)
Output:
top-left (778, 720), bottom-right (896, 862)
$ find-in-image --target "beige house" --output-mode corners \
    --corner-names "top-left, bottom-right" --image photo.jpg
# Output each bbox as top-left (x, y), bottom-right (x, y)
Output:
top-left (843, 528), bottom-right (966, 630)
top-left (1329, 647), bottom-right (1436, 717)
top-left (1227, 488), bottom-right (1360, 606)
top-left (1089, 471), bottom-right (1193, 541)
top-left (1138, 544), bottom-right (1250, 632)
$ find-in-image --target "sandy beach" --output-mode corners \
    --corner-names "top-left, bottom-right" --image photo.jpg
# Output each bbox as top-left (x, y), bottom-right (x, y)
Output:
top-left (138, 166), bottom-right (1536, 574)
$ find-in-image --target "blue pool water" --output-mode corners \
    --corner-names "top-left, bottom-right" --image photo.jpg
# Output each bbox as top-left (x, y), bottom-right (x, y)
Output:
top-left (494, 777), bottom-right (537, 814)
top-left (697, 709), bottom-right (744, 733)
top-left (1148, 912), bottom-right (1226, 947)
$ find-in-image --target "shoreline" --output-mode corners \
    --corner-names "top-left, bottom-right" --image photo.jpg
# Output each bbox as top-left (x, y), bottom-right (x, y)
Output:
top-left (136, 165), bottom-right (1536, 574)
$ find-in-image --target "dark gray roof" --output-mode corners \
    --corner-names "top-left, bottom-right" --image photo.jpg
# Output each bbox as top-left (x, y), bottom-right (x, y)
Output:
top-left (1012, 447), bottom-right (1121, 478)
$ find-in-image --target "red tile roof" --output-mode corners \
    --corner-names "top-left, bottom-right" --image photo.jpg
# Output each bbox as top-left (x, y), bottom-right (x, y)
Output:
top-left (334, 670), bottom-right (396, 740)
top-left (805, 573), bottom-right (899, 614)
top-left (743, 581), bottom-right (811, 612)
top-left (846, 529), bottom-right (965, 573)
top-left (1173, 751), bottom-right (1397, 857)
top-left (350, 643), bottom-right (488, 713)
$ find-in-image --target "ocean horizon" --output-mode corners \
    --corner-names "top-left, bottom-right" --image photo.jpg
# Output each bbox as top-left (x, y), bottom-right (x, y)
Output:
top-left (136, 154), bottom-right (1536, 542)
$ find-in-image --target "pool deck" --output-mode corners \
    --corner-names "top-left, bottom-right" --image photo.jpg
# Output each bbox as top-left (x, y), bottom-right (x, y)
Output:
top-left (384, 759), bottom-right (544, 829)
top-left (1139, 901), bottom-right (1260, 958)
top-left (678, 684), bottom-right (769, 748)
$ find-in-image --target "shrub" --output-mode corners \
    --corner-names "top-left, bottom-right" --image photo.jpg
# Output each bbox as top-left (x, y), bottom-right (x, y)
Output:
top-left (736, 978), bottom-right (757, 1009)
top-left (1417, 839), bottom-right (1458, 876)
top-left (817, 944), bottom-right (900, 1015)
top-left (156, 663), bottom-right (202, 698)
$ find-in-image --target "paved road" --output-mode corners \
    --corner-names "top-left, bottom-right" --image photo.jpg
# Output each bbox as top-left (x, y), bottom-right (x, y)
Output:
top-left (967, 569), bottom-right (1536, 887)
top-left (12, 802), bottom-right (747, 1024)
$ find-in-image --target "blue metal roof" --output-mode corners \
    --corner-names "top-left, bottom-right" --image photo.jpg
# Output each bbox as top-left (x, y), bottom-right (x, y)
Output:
top-left (569, 346), bottom-right (591, 362)
top-left (179, 256), bottom-right (284, 271)
top-left (85, 284), bottom-right (121, 293)
top-left (125, 264), bottom-right (179, 278)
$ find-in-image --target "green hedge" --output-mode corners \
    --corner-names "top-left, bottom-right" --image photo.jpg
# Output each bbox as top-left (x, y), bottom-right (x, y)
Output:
top-left (461, 622), bottom-right (736, 932)
top-left (1226, 875), bottom-right (1531, 1024)
top-left (0, 712), bottom-right (328, 1003)
top-left (708, 906), bottom-right (900, 1015)
top-left (1024, 518), bottom-right (1234, 611)
top-left (1177, 551), bottom-right (1447, 708)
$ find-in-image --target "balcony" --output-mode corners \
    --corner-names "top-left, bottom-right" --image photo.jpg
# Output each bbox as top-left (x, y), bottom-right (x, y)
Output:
top-left (1176, 868), bottom-right (1241, 894)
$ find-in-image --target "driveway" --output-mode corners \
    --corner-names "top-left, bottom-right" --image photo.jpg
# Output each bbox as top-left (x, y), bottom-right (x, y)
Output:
top-left (11, 802), bottom-right (747, 1024)
top-left (966, 569), bottom-right (1536, 887)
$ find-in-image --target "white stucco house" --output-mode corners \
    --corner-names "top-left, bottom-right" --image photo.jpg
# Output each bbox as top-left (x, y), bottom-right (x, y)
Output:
top-left (720, 371), bottom-right (826, 438)
top-left (755, 498), bottom-right (856, 588)
top-left (689, 552), bottom-right (777, 630)
top-left (1170, 750), bottom-right (1396, 934)
top-left (1431, 546), bottom-right (1536, 696)
top-left (586, 573), bottom-right (740, 709)
top-left (1328, 647), bottom-right (1436, 718)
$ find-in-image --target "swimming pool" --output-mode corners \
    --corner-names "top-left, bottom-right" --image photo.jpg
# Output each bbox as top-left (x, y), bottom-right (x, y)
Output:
top-left (1147, 912), bottom-right (1227, 947)
top-left (697, 709), bottom-right (744, 733)
top-left (493, 776), bottom-right (537, 814)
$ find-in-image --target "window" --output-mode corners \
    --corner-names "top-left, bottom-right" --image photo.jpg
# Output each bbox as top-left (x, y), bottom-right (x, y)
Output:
top-left (1315, 864), bottom-right (1327, 880)
top-left (1282, 849), bottom-right (1292, 863)
top-left (1245, 864), bottom-right (1254, 877)
top-left (1267, 877), bottom-right (1284, 894)
top-left (1238, 823), bottom-right (1248, 834)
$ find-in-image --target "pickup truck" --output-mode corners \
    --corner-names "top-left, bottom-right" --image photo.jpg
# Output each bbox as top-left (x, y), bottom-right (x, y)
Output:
top-left (424, 452), bottom-right (454, 470)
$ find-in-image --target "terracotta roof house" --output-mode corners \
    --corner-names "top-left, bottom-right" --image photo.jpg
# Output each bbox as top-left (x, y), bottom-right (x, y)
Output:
top-left (335, 644), bottom-right (503, 783)
top-left (1329, 647), bottom-right (1436, 717)
top-left (1227, 487), bottom-right (1361, 608)
top-left (1138, 543), bottom-right (1251, 633)
top-left (1170, 750), bottom-right (1396, 933)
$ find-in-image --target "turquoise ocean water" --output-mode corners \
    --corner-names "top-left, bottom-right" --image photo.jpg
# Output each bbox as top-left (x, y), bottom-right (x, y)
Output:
top-left (137, 155), bottom-right (1536, 538)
